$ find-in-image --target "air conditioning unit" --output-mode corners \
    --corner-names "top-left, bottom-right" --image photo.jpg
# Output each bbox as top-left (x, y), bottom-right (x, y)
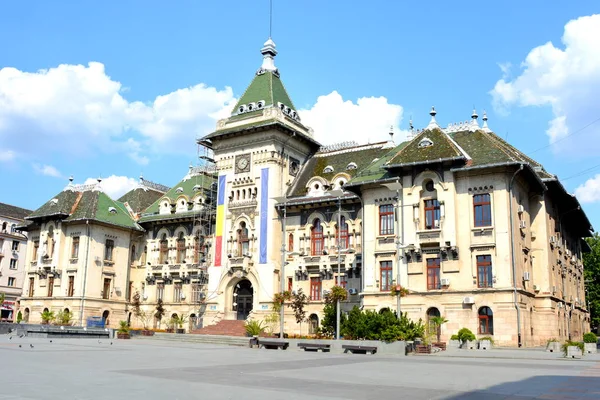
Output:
top-left (95, 256), bottom-right (101, 262)
top-left (440, 278), bottom-right (450, 286)
top-left (519, 220), bottom-right (527, 229)
top-left (533, 285), bottom-right (540, 291)
top-left (181, 293), bottom-right (186, 300)
top-left (523, 271), bottom-right (530, 281)
top-left (348, 288), bottom-right (358, 295)
top-left (517, 205), bottom-right (525, 214)
top-left (463, 296), bottom-right (475, 304)
top-left (322, 289), bottom-right (331, 297)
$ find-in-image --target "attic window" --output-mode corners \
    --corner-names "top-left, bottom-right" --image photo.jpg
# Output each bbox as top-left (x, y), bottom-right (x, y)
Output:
top-left (175, 187), bottom-right (184, 193)
top-left (50, 198), bottom-right (59, 205)
top-left (346, 162), bottom-right (358, 171)
top-left (193, 184), bottom-right (201, 191)
top-left (418, 138), bottom-right (434, 148)
top-left (323, 166), bottom-right (334, 174)
top-left (108, 207), bottom-right (117, 214)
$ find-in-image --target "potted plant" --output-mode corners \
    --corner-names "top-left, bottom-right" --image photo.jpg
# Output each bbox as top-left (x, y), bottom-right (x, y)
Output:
top-left (430, 315), bottom-right (448, 350)
top-left (54, 310), bottom-right (74, 326)
top-left (546, 338), bottom-right (560, 352)
top-left (457, 327), bottom-right (477, 349)
top-left (40, 310), bottom-right (55, 325)
top-left (562, 340), bottom-right (584, 359)
top-left (117, 320), bottom-right (131, 339)
top-left (449, 334), bottom-right (461, 349)
top-left (583, 332), bottom-right (598, 354)
top-left (478, 336), bottom-right (494, 350)
top-left (16, 311), bottom-right (23, 324)
top-left (170, 315), bottom-right (188, 334)
top-left (245, 319), bottom-right (266, 347)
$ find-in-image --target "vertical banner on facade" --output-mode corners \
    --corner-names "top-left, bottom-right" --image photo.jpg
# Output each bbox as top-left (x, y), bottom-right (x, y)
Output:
top-left (215, 175), bottom-right (226, 267)
top-left (260, 168), bottom-right (269, 263)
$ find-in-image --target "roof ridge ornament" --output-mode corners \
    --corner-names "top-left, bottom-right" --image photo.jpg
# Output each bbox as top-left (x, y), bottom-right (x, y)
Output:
top-left (426, 106), bottom-right (439, 130)
top-left (257, 38), bottom-right (279, 77)
top-left (482, 110), bottom-right (491, 133)
top-left (470, 108), bottom-right (480, 132)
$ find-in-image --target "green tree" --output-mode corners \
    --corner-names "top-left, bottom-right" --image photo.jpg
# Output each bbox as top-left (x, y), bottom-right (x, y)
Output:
top-left (290, 288), bottom-right (309, 331)
top-left (154, 298), bottom-right (166, 327)
top-left (584, 233), bottom-right (600, 332)
top-left (320, 286), bottom-right (348, 337)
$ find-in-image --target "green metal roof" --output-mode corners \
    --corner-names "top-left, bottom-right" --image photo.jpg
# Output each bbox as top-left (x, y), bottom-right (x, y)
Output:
top-left (386, 128), bottom-right (465, 166)
top-left (143, 171), bottom-right (216, 215)
top-left (118, 187), bottom-right (165, 215)
top-left (26, 190), bottom-right (81, 220)
top-left (232, 71), bottom-right (296, 114)
top-left (64, 191), bottom-right (142, 230)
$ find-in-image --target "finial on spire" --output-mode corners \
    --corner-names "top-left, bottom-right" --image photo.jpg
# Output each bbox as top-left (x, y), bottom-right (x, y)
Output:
top-left (427, 106), bottom-right (439, 129)
top-left (139, 173), bottom-right (144, 182)
top-left (258, 38), bottom-right (278, 75)
top-left (68, 175), bottom-right (74, 184)
top-left (471, 108), bottom-right (478, 120)
top-left (97, 176), bottom-right (102, 184)
top-left (482, 110), bottom-right (491, 133)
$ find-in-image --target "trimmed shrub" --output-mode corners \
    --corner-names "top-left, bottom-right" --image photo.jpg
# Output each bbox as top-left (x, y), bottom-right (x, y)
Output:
top-left (583, 332), bottom-right (598, 344)
top-left (457, 327), bottom-right (476, 342)
top-left (450, 334), bottom-right (459, 341)
top-left (561, 340), bottom-right (584, 356)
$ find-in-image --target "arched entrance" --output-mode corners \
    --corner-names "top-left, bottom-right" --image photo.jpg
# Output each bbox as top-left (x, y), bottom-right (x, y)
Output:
top-left (233, 280), bottom-right (253, 320)
top-left (426, 307), bottom-right (441, 335)
top-left (309, 314), bottom-right (319, 334)
top-left (102, 310), bottom-right (110, 328)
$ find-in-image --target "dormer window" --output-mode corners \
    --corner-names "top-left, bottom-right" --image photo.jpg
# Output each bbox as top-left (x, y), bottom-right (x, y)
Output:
top-left (193, 184), bottom-right (201, 191)
top-left (418, 138), bottom-right (434, 148)
top-left (257, 100), bottom-right (265, 109)
top-left (108, 207), bottom-right (117, 214)
top-left (346, 162), bottom-right (357, 171)
top-left (323, 166), bottom-right (334, 174)
top-left (175, 187), bottom-right (184, 193)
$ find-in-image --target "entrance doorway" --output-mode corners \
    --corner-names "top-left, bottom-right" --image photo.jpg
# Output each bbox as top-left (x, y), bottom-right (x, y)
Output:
top-left (233, 280), bottom-right (253, 320)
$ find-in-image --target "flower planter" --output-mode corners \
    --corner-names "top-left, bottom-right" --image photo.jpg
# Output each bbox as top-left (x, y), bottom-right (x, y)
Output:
top-left (546, 341), bottom-right (560, 352)
top-left (567, 346), bottom-right (582, 359)
top-left (448, 339), bottom-right (460, 349)
top-left (584, 343), bottom-right (597, 354)
top-left (432, 342), bottom-right (446, 351)
top-left (415, 344), bottom-right (432, 354)
top-left (166, 328), bottom-right (174, 333)
top-left (176, 328), bottom-right (185, 334)
top-left (117, 332), bottom-right (131, 339)
top-left (479, 340), bottom-right (492, 350)
top-left (141, 330), bottom-right (155, 336)
top-left (461, 340), bottom-right (477, 350)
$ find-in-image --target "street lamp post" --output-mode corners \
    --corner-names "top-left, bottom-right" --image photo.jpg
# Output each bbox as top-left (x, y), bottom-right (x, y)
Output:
top-left (382, 180), bottom-right (403, 317)
top-left (328, 188), bottom-right (345, 340)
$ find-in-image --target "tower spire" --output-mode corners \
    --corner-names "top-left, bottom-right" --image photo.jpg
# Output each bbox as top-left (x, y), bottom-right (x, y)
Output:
top-left (259, 38), bottom-right (278, 75)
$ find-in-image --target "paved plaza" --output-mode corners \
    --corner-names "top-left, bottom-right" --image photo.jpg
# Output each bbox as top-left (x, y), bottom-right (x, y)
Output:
top-left (2, 335), bottom-right (600, 400)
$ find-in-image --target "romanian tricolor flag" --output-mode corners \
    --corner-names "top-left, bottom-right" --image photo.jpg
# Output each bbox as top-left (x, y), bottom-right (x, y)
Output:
top-left (215, 175), bottom-right (226, 267)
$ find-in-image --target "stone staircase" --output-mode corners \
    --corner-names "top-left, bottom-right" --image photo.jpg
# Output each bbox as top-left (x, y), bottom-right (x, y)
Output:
top-left (191, 319), bottom-right (246, 337)
top-left (136, 333), bottom-right (250, 347)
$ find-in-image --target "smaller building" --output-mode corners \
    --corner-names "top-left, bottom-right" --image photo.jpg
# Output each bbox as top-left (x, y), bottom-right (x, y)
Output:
top-left (0, 202), bottom-right (32, 322)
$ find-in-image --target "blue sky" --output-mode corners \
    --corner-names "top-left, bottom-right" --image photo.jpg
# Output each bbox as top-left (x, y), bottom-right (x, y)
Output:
top-left (1, 1), bottom-right (599, 230)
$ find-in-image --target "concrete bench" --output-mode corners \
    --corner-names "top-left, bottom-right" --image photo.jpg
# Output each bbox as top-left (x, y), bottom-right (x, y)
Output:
top-left (297, 342), bottom-right (331, 352)
top-left (259, 339), bottom-right (289, 350)
top-left (342, 344), bottom-right (377, 355)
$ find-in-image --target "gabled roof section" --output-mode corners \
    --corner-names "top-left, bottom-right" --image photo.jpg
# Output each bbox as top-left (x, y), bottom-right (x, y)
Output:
top-left (64, 191), bottom-right (142, 230)
top-left (0, 202), bottom-right (32, 220)
top-left (287, 142), bottom-right (392, 197)
top-left (385, 128), bottom-right (467, 167)
top-left (118, 177), bottom-right (169, 216)
top-left (142, 167), bottom-right (217, 216)
top-left (346, 142), bottom-right (409, 186)
top-left (26, 190), bottom-right (81, 220)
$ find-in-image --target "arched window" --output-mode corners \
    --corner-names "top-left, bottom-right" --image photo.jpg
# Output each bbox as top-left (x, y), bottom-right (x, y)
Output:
top-left (427, 307), bottom-right (441, 334)
top-left (288, 233), bottom-right (294, 252)
top-left (238, 222), bottom-right (249, 256)
top-left (336, 216), bottom-right (348, 250)
top-left (130, 245), bottom-right (136, 265)
top-left (311, 219), bottom-right (324, 256)
top-left (11, 224), bottom-right (16, 233)
top-left (194, 235), bottom-right (200, 263)
top-left (176, 232), bottom-right (186, 263)
top-left (159, 234), bottom-right (168, 264)
top-left (47, 226), bottom-right (54, 258)
top-left (478, 306), bottom-right (494, 334)
top-left (1, 222), bottom-right (6, 232)
top-left (308, 314), bottom-right (319, 334)
top-left (141, 246), bottom-right (147, 265)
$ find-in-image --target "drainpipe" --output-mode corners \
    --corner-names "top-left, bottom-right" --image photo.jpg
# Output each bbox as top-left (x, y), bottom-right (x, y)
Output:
top-left (79, 220), bottom-right (91, 327)
top-left (509, 165), bottom-right (524, 347)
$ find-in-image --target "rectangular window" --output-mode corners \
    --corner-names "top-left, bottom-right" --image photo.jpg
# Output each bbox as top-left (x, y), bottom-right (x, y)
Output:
top-left (310, 277), bottom-right (322, 301)
top-left (288, 233), bottom-right (294, 253)
top-left (8, 277), bottom-right (15, 287)
top-left (141, 246), bottom-right (147, 265)
top-left (48, 276), bottom-right (54, 297)
top-left (159, 240), bottom-right (168, 264)
top-left (68, 276), bottom-right (75, 297)
top-left (380, 261), bottom-right (393, 291)
top-left (176, 239), bottom-right (186, 263)
top-left (288, 277), bottom-right (293, 292)
top-left (71, 237), bottom-right (80, 259)
top-left (33, 240), bottom-right (39, 260)
top-left (28, 277), bottom-right (35, 297)
top-left (474, 194), bottom-right (492, 227)
top-left (174, 282), bottom-right (182, 302)
top-left (104, 240), bottom-right (114, 261)
top-left (12, 240), bottom-right (19, 251)
top-left (338, 274), bottom-right (347, 289)
top-left (427, 258), bottom-right (441, 290)
top-left (102, 278), bottom-right (111, 299)
top-left (379, 204), bottom-right (394, 235)
top-left (192, 284), bottom-right (201, 303)
top-left (477, 255), bottom-right (493, 288)
top-left (424, 200), bottom-right (441, 230)
top-left (157, 283), bottom-right (164, 301)
top-left (9, 259), bottom-right (17, 269)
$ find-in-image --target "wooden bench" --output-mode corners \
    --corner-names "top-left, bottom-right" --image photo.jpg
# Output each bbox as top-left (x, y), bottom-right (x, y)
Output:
top-left (342, 344), bottom-right (377, 355)
top-left (297, 342), bottom-right (331, 352)
top-left (258, 339), bottom-right (289, 350)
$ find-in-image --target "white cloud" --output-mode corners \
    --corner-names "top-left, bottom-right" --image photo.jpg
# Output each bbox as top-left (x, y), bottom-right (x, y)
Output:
top-left (300, 91), bottom-right (404, 145)
top-left (491, 14), bottom-right (600, 155)
top-left (33, 164), bottom-right (62, 178)
top-left (575, 174), bottom-right (600, 204)
top-left (0, 62), bottom-right (236, 164)
top-left (84, 175), bottom-right (138, 200)
top-left (0, 149), bottom-right (16, 162)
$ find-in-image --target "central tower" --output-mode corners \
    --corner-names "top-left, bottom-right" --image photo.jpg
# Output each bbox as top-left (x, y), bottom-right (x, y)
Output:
top-left (200, 38), bottom-right (320, 321)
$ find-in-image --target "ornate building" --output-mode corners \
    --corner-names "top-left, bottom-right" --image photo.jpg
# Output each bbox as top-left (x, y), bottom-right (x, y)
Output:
top-left (16, 38), bottom-right (593, 346)
top-left (0, 202), bottom-right (32, 322)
